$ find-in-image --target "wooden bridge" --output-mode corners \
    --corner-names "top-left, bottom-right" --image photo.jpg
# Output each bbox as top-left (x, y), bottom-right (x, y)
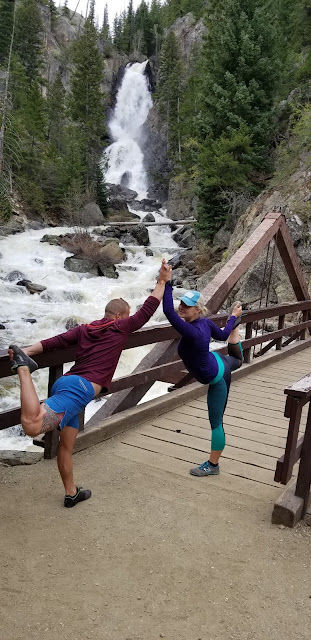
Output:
top-left (1, 210), bottom-right (311, 527)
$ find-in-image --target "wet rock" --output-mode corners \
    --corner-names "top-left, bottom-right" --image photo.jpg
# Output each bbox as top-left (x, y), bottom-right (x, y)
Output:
top-left (106, 183), bottom-right (138, 202)
top-left (65, 317), bottom-right (80, 330)
top-left (16, 279), bottom-right (47, 294)
top-left (34, 258), bottom-right (44, 264)
top-left (63, 291), bottom-right (84, 302)
top-left (64, 256), bottom-right (98, 276)
top-left (120, 233), bottom-right (139, 246)
top-left (0, 324), bottom-right (5, 330)
top-left (98, 237), bottom-right (120, 247)
top-left (40, 234), bottom-right (62, 245)
top-left (93, 227), bottom-right (103, 235)
top-left (145, 248), bottom-right (154, 257)
top-left (131, 224), bottom-right (149, 246)
top-left (142, 213), bottom-right (155, 222)
top-left (139, 198), bottom-right (160, 211)
top-left (4, 270), bottom-right (28, 282)
top-left (25, 221), bottom-right (45, 230)
top-left (98, 264), bottom-right (119, 279)
top-left (22, 318), bottom-right (37, 324)
top-left (103, 227), bottom-right (121, 239)
top-left (168, 254), bottom-right (183, 269)
top-left (174, 227), bottom-right (196, 248)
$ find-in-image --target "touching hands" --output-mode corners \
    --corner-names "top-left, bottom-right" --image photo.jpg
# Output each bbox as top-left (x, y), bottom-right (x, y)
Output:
top-left (158, 259), bottom-right (172, 283)
top-left (232, 301), bottom-right (242, 318)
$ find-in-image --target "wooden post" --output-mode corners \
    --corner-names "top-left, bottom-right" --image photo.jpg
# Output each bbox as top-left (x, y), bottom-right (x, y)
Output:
top-left (300, 310), bottom-right (308, 340)
top-left (243, 322), bottom-right (253, 363)
top-left (44, 364), bottom-right (63, 459)
top-left (280, 396), bottom-right (303, 484)
top-left (295, 402), bottom-right (311, 517)
top-left (276, 315), bottom-right (285, 350)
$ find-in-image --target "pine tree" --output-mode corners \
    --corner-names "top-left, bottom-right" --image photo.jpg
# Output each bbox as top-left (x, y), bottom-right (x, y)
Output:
top-left (14, 0), bottom-right (44, 84)
top-left (101, 4), bottom-right (110, 40)
top-left (62, 0), bottom-right (70, 17)
top-left (69, 16), bottom-right (106, 192)
top-left (134, 1), bottom-right (153, 56)
top-left (47, 72), bottom-right (65, 150)
top-left (195, 0), bottom-right (279, 239)
top-left (156, 30), bottom-right (183, 161)
top-left (89, 0), bottom-right (95, 23)
top-left (0, 0), bottom-right (15, 66)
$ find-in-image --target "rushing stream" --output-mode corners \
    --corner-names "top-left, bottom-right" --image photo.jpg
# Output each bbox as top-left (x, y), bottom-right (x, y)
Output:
top-left (0, 60), bottom-right (179, 451)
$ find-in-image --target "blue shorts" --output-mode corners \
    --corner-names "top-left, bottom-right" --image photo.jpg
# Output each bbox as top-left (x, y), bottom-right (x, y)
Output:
top-left (44, 375), bottom-right (95, 430)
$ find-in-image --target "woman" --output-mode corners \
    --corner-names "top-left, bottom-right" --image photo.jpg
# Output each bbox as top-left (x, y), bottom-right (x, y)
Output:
top-left (162, 268), bottom-right (243, 477)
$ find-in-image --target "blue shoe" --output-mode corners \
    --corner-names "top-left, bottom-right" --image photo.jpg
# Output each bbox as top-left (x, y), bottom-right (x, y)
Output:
top-left (190, 461), bottom-right (220, 477)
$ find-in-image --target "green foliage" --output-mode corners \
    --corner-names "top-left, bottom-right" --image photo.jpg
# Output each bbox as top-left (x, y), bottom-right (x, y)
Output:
top-left (0, 0), bottom-right (14, 66)
top-left (193, 0), bottom-right (279, 240)
top-left (14, 0), bottom-right (44, 83)
top-left (156, 31), bottom-right (182, 160)
top-left (273, 105), bottom-right (311, 188)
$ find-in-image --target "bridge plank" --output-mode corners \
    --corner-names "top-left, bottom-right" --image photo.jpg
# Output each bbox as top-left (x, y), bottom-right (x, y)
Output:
top-left (138, 423), bottom-right (284, 458)
top-left (148, 415), bottom-right (288, 449)
top-left (119, 432), bottom-right (278, 486)
top-left (115, 443), bottom-right (281, 500)
top-left (177, 403), bottom-right (289, 429)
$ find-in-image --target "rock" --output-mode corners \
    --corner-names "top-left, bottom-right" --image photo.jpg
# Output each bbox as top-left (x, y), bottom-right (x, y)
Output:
top-left (174, 227), bottom-right (195, 248)
top-left (64, 256), bottom-right (98, 276)
top-left (142, 213), bottom-right (155, 222)
top-left (213, 228), bottom-right (232, 252)
top-left (0, 324), bottom-right (5, 330)
top-left (4, 270), bottom-right (28, 282)
top-left (99, 237), bottom-right (120, 247)
top-left (40, 234), bottom-right (62, 245)
top-left (16, 280), bottom-right (47, 294)
top-left (120, 233), bottom-right (139, 245)
top-left (139, 198), bottom-right (160, 211)
top-left (25, 221), bottom-right (45, 230)
top-left (22, 318), bottom-right (37, 324)
top-left (103, 227), bottom-right (121, 239)
top-left (145, 248), bottom-right (154, 257)
top-left (166, 176), bottom-right (198, 221)
top-left (168, 254), bottom-right (183, 269)
top-left (63, 291), bottom-right (84, 302)
top-left (106, 183), bottom-right (138, 202)
top-left (0, 220), bottom-right (25, 236)
top-left (93, 227), bottom-right (103, 235)
top-left (131, 224), bottom-right (149, 246)
top-left (65, 317), bottom-right (80, 330)
top-left (98, 264), bottom-right (119, 279)
top-left (169, 13), bottom-right (207, 66)
top-left (82, 202), bottom-right (105, 226)
top-left (34, 258), bottom-right (43, 265)
top-left (0, 444), bottom-right (44, 466)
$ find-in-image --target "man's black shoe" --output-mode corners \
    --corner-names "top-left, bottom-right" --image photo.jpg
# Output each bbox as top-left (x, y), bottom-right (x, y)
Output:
top-left (9, 344), bottom-right (38, 374)
top-left (64, 487), bottom-right (92, 508)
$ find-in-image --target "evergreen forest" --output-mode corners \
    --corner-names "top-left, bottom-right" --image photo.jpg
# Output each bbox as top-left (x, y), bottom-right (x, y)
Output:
top-left (0, 0), bottom-right (311, 242)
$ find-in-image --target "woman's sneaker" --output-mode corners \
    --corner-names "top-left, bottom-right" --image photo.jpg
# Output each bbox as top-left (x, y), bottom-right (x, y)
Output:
top-left (64, 487), bottom-right (92, 508)
top-left (9, 344), bottom-right (38, 374)
top-left (190, 461), bottom-right (220, 477)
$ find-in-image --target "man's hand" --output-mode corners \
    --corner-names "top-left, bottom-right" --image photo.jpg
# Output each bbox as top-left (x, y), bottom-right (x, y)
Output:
top-left (158, 259), bottom-right (172, 283)
top-left (232, 301), bottom-right (242, 318)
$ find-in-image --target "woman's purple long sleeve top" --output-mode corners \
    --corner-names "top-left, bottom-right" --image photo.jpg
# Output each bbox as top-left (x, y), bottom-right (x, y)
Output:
top-left (163, 284), bottom-right (236, 384)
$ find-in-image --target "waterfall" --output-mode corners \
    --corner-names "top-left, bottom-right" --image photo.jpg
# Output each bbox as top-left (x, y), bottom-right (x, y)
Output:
top-left (104, 61), bottom-right (153, 197)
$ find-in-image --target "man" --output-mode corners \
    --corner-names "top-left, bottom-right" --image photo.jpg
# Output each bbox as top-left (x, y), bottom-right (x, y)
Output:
top-left (8, 260), bottom-right (171, 508)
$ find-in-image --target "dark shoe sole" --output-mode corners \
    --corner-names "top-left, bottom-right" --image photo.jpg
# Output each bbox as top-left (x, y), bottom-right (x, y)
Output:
top-left (9, 344), bottom-right (38, 374)
top-left (64, 487), bottom-right (92, 508)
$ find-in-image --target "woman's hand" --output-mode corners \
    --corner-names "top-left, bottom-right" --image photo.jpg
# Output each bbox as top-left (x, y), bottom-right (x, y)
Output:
top-left (232, 301), bottom-right (242, 318)
top-left (158, 259), bottom-right (172, 283)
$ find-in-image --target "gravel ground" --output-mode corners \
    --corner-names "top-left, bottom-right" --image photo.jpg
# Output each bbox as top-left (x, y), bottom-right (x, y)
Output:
top-left (1, 436), bottom-right (311, 640)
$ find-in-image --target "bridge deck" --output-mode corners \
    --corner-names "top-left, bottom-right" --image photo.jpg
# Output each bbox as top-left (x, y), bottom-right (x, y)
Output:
top-left (115, 347), bottom-right (311, 502)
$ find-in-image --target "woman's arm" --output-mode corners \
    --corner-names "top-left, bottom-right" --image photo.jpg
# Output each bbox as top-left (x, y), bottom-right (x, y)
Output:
top-left (208, 316), bottom-right (236, 341)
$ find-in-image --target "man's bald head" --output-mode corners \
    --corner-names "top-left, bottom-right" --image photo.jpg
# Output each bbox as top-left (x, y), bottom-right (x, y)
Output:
top-left (105, 298), bottom-right (130, 319)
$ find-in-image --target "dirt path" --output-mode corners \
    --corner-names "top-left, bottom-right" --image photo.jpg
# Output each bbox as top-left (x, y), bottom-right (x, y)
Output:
top-left (1, 436), bottom-right (311, 640)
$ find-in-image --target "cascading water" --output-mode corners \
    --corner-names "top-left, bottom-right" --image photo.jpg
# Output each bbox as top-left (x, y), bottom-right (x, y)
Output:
top-left (104, 61), bottom-right (153, 198)
top-left (0, 60), bottom-right (178, 453)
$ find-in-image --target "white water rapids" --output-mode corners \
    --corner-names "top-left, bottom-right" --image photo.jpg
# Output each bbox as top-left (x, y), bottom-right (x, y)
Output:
top-left (0, 60), bottom-right (179, 451)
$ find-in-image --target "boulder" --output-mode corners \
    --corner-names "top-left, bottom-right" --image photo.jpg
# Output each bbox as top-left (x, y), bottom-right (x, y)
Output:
top-left (142, 213), bottom-right (156, 222)
top-left (4, 270), bottom-right (28, 282)
top-left (22, 318), bottom-right (37, 324)
top-left (120, 233), bottom-right (139, 245)
top-left (145, 248), bottom-right (154, 257)
top-left (16, 280), bottom-right (47, 294)
top-left (64, 256), bottom-right (98, 276)
top-left (130, 224), bottom-right (149, 246)
top-left (40, 234), bottom-right (62, 245)
top-left (166, 176), bottom-right (198, 221)
top-left (106, 183), bottom-right (138, 201)
top-left (174, 227), bottom-right (195, 248)
top-left (98, 264), bottom-right (119, 279)
top-left (65, 317), bottom-right (80, 330)
top-left (139, 198), bottom-right (160, 211)
top-left (0, 324), bottom-right (5, 330)
top-left (82, 202), bottom-right (105, 226)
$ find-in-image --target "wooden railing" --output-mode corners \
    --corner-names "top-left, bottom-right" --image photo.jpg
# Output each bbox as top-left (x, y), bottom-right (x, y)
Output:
top-left (1, 299), bottom-right (311, 459)
top-left (274, 373), bottom-right (311, 523)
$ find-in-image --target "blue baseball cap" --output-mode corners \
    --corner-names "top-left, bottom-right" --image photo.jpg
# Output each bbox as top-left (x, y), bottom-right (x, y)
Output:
top-left (178, 290), bottom-right (201, 307)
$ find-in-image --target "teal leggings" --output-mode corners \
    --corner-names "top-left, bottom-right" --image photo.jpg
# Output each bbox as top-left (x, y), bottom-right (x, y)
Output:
top-left (208, 343), bottom-right (243, 451)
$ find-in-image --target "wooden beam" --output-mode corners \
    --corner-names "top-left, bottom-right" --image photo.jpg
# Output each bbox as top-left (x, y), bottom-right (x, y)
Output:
top-left (276, 217), bottom-right (310, 301)
top-left (201, 211), bottom-right (283, 312)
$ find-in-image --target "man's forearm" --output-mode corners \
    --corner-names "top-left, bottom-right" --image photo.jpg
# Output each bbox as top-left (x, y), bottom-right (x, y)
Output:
top-left (24, 342), bottom-right (44, 356)
top-left (150, 279), bottom-right (166, 302)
